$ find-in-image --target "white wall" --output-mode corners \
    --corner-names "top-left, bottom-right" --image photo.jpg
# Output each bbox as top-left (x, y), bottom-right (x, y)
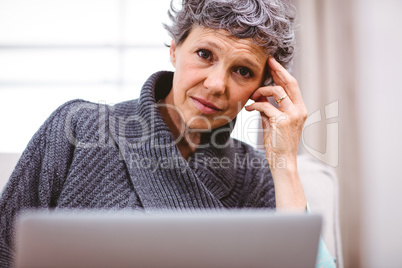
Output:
top-left (355, 0), bottom-right (402, 267)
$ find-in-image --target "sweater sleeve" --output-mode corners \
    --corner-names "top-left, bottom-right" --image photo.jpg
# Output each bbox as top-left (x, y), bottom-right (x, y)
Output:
top-left (240, 147), bottom-right (276, 209)
top-left (0, 100), bottom-right (81, 267)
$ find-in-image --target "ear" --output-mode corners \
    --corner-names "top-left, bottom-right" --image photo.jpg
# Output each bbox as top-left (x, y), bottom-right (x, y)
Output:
top-left (170, 40), bottom-right (177, 68)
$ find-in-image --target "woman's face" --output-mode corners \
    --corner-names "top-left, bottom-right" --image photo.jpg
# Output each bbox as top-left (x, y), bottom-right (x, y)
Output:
top-left (168, 26), bottom-right (268, 130)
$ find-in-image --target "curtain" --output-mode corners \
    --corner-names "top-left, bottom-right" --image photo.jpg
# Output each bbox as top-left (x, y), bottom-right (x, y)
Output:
top-left (292, 0), bottom-right (362, 267)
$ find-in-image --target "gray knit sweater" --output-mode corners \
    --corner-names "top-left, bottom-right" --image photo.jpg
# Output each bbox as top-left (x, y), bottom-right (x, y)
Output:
top-left (0, 71), bottom-right (275, 267)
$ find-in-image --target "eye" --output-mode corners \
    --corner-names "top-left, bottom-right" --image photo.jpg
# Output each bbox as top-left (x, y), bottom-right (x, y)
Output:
top-left (235, 67), bottom-right (253, 78)
top-left (197, 49), bottom-right (212, 60)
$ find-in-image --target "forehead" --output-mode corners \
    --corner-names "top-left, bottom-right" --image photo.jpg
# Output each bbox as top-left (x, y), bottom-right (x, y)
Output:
top-left (184, 26), bottom-right (268, 60)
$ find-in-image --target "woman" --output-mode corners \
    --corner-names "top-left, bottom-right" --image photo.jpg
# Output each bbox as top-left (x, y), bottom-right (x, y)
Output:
top-left (0, 0), bottom-right (335, 267)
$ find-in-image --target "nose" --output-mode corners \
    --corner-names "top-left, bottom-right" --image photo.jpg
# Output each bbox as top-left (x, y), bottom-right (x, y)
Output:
top-left (203, 67), bottom-right (227, 95)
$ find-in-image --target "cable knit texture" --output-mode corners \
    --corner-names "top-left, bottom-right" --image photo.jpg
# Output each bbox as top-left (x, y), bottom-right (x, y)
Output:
top-left (0, 71), bottom-right (275, 267)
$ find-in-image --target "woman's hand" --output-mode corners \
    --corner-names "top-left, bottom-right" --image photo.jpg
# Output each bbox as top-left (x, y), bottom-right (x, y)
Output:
top-left (245, 57), bottom-right (308, 211)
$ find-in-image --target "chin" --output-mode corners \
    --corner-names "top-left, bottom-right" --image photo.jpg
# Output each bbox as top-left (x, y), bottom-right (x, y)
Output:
top-left (185, 120), bottom-right (213, 131)
top-left (185, 117), bottom-right (231, 131)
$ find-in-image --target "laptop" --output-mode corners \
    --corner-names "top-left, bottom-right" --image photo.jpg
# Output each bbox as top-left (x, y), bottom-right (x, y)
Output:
top-left (14, 210), bottom-right (322, 268)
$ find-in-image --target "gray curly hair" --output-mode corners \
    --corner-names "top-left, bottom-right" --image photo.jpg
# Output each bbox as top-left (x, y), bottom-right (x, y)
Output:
top-left (164, 0), bottom-right (296, 86)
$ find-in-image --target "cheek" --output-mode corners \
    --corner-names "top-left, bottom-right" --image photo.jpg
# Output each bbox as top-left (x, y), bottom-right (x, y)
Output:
top-left (227, 85), bottom-right (258, 114)
top-left (233, 87), bottom-right (256, 104)
top-left (175, 54), bottom-right (200, 76)
top-left (175, 58), bottom-right (202, 83)
top-left (173, 74), bottom-right (198, 97)
top-left (227, 95), bottom-right (249, 117)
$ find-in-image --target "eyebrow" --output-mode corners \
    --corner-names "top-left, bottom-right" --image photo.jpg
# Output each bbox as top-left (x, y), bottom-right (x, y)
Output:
top-left (198, 40), bottom-right (261, 71)
top-left (199, 41), bottom-right (223, 51)
top-left (239, 58), bottom-right (260, 71)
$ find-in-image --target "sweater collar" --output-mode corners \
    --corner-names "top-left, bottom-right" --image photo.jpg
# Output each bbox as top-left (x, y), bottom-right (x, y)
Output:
top-left (111, 71), bottom-right (239, 209)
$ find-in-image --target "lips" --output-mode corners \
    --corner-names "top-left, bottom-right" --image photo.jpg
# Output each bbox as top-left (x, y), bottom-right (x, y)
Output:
top-left (191, 97), bottom-right (222, 114)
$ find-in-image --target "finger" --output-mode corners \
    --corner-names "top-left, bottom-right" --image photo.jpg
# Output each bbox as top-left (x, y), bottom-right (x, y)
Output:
top-left (270, 70), bottom-right (302, 104)
top-left (250, 89), bottom-right (268, 102)
top-left (268, 57), bottom-right (294, 86)
top-left (245, 101), bottom-right (283, 119)
top-left (268, 57), bottom-right (304, 105)
top-left (250, 86), bottom-right (293, 110)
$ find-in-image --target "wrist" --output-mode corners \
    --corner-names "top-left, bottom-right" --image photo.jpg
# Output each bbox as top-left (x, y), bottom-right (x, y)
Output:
top-left (269, 156), bottom-right (307, 211)
top-left (267, 153), bottom-right (297, 173)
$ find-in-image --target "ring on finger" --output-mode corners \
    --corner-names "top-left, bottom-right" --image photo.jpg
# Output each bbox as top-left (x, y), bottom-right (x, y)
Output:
top-left (276, 94), bottom-right (288, 103)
